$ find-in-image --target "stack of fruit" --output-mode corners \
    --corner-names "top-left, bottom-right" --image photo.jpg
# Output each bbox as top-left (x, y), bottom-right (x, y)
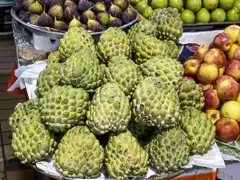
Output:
top-left (9, 8), bottom-right (217, 179)
top-left (12, 0), bottom-right (137, 32)
top-left (131, 0), bottom-right (240, 23)
top-left (183, 24), bottom-right (240, 143)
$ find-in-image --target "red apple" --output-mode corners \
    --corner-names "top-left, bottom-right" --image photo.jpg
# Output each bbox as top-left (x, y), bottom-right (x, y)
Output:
top-left (205, 110), bottom-right (221, 124)
top-left (193, 44), bottom-right (210, 62)
top-left (224, 60), bottom-right (240, 81)
top-left (183, 59), bottom-right (202, 77)
top-left (215, 118), bottom-right (240, 142)
top-left (196, 63), bottom-right (219, 84)
top-left (232, 47), bottom-right (240, 61)
top-left (216, 77), bottom-right (240, 101)
top-left (227, 43), bottom-right (240, 60)
top-left (203, 48), bottom-right (227, 68)
top-left (213, 33), bottom-right (233, 52)
top-left (198, 83), bottom-right (214, 91)
top-left (183, 76), bottom-right (195, 81)
top-left (204, 89), bottom-right (221, 110)
top-left (214, 75), bottom-right (235, 88)
top-left (224, 25), bottom-right (240, 43)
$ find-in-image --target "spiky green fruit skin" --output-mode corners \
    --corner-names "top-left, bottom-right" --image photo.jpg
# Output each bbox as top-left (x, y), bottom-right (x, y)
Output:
top-left (86, 83), bottom-right (131, 135)
top-left (140, 56), bottom-right (184, 89)
top-left (58, 27), bottom-right (95, 61)
top-left (164, 40), bottom-right (180, 58)
top-left (104, 56), bottom-right (143, 97)
top-left (150, 7), bottom-right (183, 42)
top-left (180, 108), bottom-right (216, 154)
top-left (105, 130), bottom-right (149, 180)
top-left (35, 63), bottom-right (61, 97)
top-left (145, 128), bottom-right (190, 174)
top-left (60, 48), bottom-right (105, 92)
top-left (12, 118), bottom-right (57, 164)
top-left (132, 77), bottom-right (180, 129)
top-left (132, 33), bottom-right (178, 64)
top-left (53, 126), bottom-right (104, 178)
top-left (47, 50), bottom-right (61, 64)
top-left (178, 80), bottom-right (205, 111)
top-left (96, 27), bottom-right (131, 64)
top-left (9, 99), bottom-right (40, 131)
top-left (127, 20), bottom-right (158, 44)
top-left (40, 85), bottom-right (89, 132)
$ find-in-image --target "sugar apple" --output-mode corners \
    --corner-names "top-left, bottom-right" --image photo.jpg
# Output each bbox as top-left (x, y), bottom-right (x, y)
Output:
top-left (132, 33), bottom-right (178, 64)
top-left (145, 128), bottom-right (190, 174)
top-left (180, 107), bottom-right (216, 154)
top-left (104, 56), bottom-right (143, 97)
top-left (178, 79), bottom-right (205, 111)
top-left (47, 50), bottom-right (61, 64)
top-left (86, 82), bottom-right (131, 135)
top-left (12, 117), bottom-right (57, 164)
top-left (58, 27), bottom-right (95, 60)
top-left (40, 85), bottom-right (89, 132)
top-left (127, 20), bottom-right (158, 44)
top-left (96, 27), bottom-right (131, 63)
top-left (35, 63), bottom-right (61, 97)
top-left (9, 99), bottom-right (40, 131)
top-left (53, 126), bottom-right (104, 178)
top-left (140, 56), bottom-right (184, 89)
top-left (164, 40), bottom-right (180, 58)
top-left (105, 130), bottom-right (149, 179)
top-left (150, 7), bottom-right (183, 42)
top-left (60, 48), bottom-right (105, 92)
top-left (132, 77), bottom-right (181, 129)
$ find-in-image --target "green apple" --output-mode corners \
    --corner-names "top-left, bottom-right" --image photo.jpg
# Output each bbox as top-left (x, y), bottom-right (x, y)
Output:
top-left (196, 8), bottom-right (211, 23)
top-left (135, 1), bottom-right (149, 14)
top-left (219, 0), bottom-right (234, 11)
top-left (234, 0), bottom-right (240, 11)
top-left (142, 6), bottom-right (154, 19)
top-left (151, 0), bottom-right (168, 9)
top-left (211, 8), bottom-right (226, 22)
top-left (226, 7), bottom-right (240, 21)
top-left (169, 0), bottom-right (183, 11)
top-left (186, 0), bottom-right (202, 13)
top-left (180, 9), bottom-right (195, 24)
top-left (202, 0), bottom-right (218, 11)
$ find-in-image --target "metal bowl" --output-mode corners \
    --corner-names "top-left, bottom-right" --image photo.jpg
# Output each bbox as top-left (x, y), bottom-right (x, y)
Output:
top-left (11, 8), bottom-right (139, 39)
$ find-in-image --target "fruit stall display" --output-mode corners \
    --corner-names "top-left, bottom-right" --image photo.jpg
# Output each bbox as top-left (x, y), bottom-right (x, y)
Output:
top-left (8, 7), bottom-right (223, 179)
top-left (131, 0), bottom-right (240, 24)
top-left (12, 0), bottom-right (138, 32)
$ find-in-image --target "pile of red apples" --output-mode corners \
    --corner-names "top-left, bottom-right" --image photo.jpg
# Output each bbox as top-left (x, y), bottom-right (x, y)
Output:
top-left (183, 24), bottom-right (240, 143)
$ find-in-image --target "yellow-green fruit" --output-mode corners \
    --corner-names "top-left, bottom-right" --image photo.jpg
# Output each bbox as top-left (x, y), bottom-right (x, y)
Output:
top-left (221, 101), bottom-right (240, 122)
top-left (105, 130), bottom-right (149, 179)
top-left (58, 27), bottom-right (95, 60)
top-left (180, 108), bottom-right (216, 154)
top-left (142, 6), bottom-right (153, 19)
top-left (86, 83), bottom-right (131, 135)
top-left (53, 126), bottom-right (104, 178)
top-left (47, 50), bottom-right (61, 64)
top-left (134, 0), bottom-right (148, 14)
top-left (146, 128), bottom-right (190, 174)
top-left (40, 85), bottom-right (90, 132)
top-left (12, 118), bottom-right (57, 164)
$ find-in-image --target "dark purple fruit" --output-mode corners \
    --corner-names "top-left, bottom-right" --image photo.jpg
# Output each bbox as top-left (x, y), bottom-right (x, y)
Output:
top-left (80, 9), bottom-right (96, 24)
top-left (22, 0), bottom-right (34, 10)
top-left (78, 0), bottom-right (93, 13)
top-left (50, 0), bottom-right (63, 7)
top-left (13, 0), bottom-right (23, 12)
top-left (30, 14), bottom-right (40, 25)
top-left (48, 4), bottom-right (63, 19)
top-left (120, 11), bottom-right (130, 24)
top-left (63, 6), bottom-right (75, 21)
top-left (37, 0), bottom-right (50, 11)
top-left (113, 0), bottom-right (129, 11)
top-left (108, 4), bottom-right (122, 18)
top-left (96, 12), bottom-right (109, 26)
top-left (104, 0), bottom-right (113, 9)
top-left (18, 10), bottom-right (30, 22)
top-left (53, 17), bottom-right (68, 31)
top-left (92, 2), bottom-right (106, 13)
top-left (37, 10), bottom-right (54, 27)
top-left (108, 15), bottom-right (122, 27)
top-left (29, 1), bottom-right (43, 14)
top-left (87, 19), bottom-right (102, 32)
top-left (64, 0), bottom-right (77, 9)
top-left (125, 7), bottom-right (137, 21)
